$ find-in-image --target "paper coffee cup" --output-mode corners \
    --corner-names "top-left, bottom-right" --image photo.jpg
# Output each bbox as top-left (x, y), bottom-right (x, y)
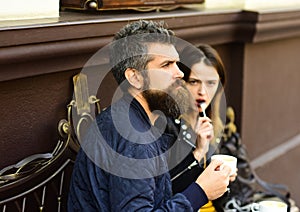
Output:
top-left (259, 200), bottom-right (287, 212)
top-left (211, 154), bottom-right (237, 176)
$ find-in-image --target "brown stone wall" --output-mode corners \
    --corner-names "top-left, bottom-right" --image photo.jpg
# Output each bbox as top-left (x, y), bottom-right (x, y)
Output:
top-left (242, 37), bottom-right (300, 203)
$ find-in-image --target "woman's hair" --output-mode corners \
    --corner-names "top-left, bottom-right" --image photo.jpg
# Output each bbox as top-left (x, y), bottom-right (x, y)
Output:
top-left (178, 44), bottom-right (227, 142)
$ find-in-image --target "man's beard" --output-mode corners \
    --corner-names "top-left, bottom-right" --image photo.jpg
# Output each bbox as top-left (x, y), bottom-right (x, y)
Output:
top-left (142, 79), bottom-right (192, 120)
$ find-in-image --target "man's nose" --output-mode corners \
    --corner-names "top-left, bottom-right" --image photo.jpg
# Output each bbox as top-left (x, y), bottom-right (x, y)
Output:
top-left (174, 64), bottom-right (184, 79)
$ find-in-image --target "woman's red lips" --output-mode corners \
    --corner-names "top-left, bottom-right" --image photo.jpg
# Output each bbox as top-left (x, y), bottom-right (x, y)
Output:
top-left (196, 99), bottom-right (205, 107)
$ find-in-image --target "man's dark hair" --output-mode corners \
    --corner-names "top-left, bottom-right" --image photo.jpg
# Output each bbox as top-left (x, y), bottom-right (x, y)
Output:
top-left (110, 20), bottom-right (175, 89)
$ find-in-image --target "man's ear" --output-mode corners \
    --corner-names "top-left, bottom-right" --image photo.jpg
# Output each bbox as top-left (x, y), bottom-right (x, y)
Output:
top-left (124, 68), bottom-right (143, 90)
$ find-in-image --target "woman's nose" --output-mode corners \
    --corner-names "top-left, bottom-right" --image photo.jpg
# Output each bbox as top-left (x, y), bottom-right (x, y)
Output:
top-left (198, 83), bottom-right (207, 95)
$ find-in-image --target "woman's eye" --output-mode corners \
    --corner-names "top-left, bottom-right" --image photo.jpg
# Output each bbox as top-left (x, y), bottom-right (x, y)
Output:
top-left (188, 79), bottom-right (199, 85)
top-left (206, 80), bottom-right (218, 87)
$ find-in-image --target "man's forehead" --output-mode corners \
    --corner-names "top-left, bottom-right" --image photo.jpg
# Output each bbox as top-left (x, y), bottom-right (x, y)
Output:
top-left (147, 43), bottom-right (179, 59)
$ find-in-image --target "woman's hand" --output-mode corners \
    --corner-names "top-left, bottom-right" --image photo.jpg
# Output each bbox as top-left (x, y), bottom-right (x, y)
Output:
top-left (192, 117), bottom-right (214, 161)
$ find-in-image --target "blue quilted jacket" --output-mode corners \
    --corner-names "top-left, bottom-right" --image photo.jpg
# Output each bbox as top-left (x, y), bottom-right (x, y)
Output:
top-left (68, 94), bottom-right (207, 211)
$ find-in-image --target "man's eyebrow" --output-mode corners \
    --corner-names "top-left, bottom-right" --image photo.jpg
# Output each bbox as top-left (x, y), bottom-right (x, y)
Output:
top-left (159, 59), bottom-right (178, 67)
top-left (163, 58), bottom-right (178, 63)
top-left (165, 56), bottom-right (180, 62)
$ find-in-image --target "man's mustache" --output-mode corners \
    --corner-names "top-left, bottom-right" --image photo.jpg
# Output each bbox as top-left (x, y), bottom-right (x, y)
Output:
top-left (168, 79), bottom-right (186, 91)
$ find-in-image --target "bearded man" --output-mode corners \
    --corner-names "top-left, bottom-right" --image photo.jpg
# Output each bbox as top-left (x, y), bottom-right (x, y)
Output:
top-left (68, 20), bottom-right (231, 212)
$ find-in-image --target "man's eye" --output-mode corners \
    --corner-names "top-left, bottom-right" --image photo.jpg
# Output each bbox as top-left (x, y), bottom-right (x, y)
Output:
top-left (162, 62), bottom-right (171, 68)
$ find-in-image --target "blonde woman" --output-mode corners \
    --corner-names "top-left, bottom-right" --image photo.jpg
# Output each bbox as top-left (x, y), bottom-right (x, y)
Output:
top-left (170, 44), bottom-right (235, 212)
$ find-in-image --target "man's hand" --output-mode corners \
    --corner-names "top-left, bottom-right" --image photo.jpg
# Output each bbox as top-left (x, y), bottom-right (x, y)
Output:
top-left (195, 159), bottom-right (231, 200)
top-left (229, 168), bottom-right (238, 182)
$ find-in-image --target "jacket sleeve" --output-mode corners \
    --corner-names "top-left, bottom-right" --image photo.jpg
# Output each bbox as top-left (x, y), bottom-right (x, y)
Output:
top-left (108, 174), bottom-right (193, 211)
top-left (69, 132), bottom-right (206, 211)
top-left (106, 141), bottom-right (206, 211)
top-left (109, 177), bottom-right (208, 211)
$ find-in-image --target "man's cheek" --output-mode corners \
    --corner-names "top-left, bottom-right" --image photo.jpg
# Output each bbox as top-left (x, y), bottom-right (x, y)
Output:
top-left (148, 70), bottom-right (173, 90)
